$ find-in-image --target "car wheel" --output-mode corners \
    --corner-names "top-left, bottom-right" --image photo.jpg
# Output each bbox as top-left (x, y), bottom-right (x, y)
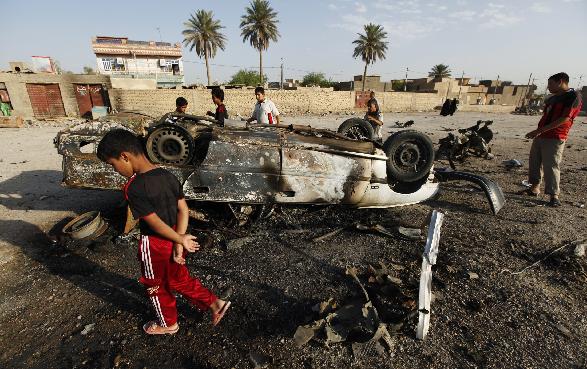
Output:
top-left (383, 130), bottom-right (434, 182)
top-left (337, 118), bottom-right (376, 140)
top-left (146, 124), bottom-right (195, 165)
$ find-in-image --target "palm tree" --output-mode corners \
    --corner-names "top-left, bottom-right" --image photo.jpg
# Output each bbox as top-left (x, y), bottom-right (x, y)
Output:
top-left (182, 10), bottom-right (226, 86)
top-left (352, 23), bottom-right (388, 91)
top-left (429, 64), bottom-right (451, 79)
top-left (240, 0), bottom-right (280, 85)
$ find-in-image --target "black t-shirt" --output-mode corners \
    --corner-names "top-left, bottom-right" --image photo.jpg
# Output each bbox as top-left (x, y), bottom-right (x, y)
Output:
top-left (124, 168), bottom-right (185, 236)
top-left (215, 104), bottom-right (228, 126)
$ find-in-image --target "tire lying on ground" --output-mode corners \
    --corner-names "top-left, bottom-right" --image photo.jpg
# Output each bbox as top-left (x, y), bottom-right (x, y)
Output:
top-left (383, 130), bottom-right (434, 183)
top-left (337, 118), bottom-right (376, 141)
top-left (145, 124), bottom-right (195, 165)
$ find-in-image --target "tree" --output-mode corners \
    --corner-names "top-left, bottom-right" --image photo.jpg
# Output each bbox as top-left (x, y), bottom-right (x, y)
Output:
top-left (391, 80), bottom-right (405, 91)
top-left (182, 10), bottom-right (227, 86)
top-left (83, 66), bottom-right (95, 74)
top-left (352, 23), bottom-right (388, 91)
top-left (240, 0), bottom-right (280, 85)
top-left (301, 72), bottom-right (332, 88)
top-left (429, 64), bottom-right (451, 79)
top-left (228, 69), bottom-right (267, 86)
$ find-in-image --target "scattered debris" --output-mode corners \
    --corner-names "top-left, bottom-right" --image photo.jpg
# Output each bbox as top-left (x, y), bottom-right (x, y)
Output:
top-left (503, 159), bottom-right (523, 169)
top-left (436, 120), bottom-right (494, 169)
top-left (574, 243), bottom-right (586, 258)
top-left (393, 120), bottom-right (415, 128)
top-left (62, 211), bottom-right (108, 240)
top-left (249, 351), bottom-right (273, 369)
top-left (0, 116), bottom-right (24, 128)
top-left (188, 208), bottom-right (209, 222)
top-left (312, 227), bottom-right (345, 243)
top-left (226, 237), bottom-right (254, 250)
top-left (416, 210), bottom-right (444, 340)
top-left (521, 179), bottom-right (531, 188)
top-left (80, 323), bottom-right (95, 336)
top-left (502, 238), bottom-right (587, 275)
top-left (355, 223), bottom-right (423, 240)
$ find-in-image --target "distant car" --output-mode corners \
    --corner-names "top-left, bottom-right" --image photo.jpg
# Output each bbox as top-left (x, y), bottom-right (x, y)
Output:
top-left (54, 113), bottom-right (505, 214)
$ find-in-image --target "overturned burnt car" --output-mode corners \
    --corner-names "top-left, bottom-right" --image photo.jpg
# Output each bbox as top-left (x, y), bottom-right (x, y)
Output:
top-left (55, 113), bottom-right (505, 214)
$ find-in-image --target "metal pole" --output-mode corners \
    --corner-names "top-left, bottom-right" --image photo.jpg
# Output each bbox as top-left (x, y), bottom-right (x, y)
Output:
top-left (404, 67), bottom-right (409, 92)
top-left (156, 27), bottom-right (162, 42)
top-left (457, 70), bottom-right (464, 101)
top-left (280, 58), bottom-right (284, 89)
top-left (491, 74), bottom-right (499, 103)
top-left (520, 73), bottom-right (532, 108)
top-left (577, 74), bottom-right (584, 89)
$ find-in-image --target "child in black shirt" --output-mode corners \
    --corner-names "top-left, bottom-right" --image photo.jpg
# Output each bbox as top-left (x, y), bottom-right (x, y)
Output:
top-left (206, 88), bottom-right (228, 126)
top-left (97, 129), bottom-right (230, 335)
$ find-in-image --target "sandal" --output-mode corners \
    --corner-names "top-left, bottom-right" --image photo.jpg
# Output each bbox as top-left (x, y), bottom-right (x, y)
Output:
top-left (212, 301), bottom-right (231, 326)
top-left (519, 188), bottom-right (539, 197)
top-left (548, 198), bottom-right (562, 207)
top-left (143, 321), bottom-right (179, 335)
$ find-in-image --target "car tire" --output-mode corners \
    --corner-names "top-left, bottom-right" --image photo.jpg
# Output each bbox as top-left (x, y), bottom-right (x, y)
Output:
top-left (337, 118), bottom-right (376, 140)
top-left (145, 124), bottom-right (195, 165)
top-left (383, 130), bottom-right (434, 182)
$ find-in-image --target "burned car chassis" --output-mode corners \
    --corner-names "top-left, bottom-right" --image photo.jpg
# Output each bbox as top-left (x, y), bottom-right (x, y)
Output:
top-left (55, 113), bottom-right (505, 214)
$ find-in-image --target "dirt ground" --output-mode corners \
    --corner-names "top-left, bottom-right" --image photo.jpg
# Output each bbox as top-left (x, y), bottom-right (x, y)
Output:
top-left (1, 112), bottom-right (586, 369)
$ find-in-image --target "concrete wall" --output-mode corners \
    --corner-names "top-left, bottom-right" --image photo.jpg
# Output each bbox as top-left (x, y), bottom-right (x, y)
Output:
top-left (0, 72), bottom-right (111, 118)
top-left (110, 77), bottom-right (157, 90)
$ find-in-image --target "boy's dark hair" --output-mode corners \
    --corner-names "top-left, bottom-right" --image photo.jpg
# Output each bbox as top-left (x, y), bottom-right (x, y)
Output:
top-left (97, 129), bottom-right (144, 162)
top-left (211, 88), bottom-right (224, 101)
top-left (176, 96), bottom-right (188, 107)
top-left (548, 72), bottom-right (569, 84)
top-left (254, 86), bottom-right (265, 95)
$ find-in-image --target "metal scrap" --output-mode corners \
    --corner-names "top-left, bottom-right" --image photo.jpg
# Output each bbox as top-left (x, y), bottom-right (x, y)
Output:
top-left (416, 210), bottom-right (444, 340)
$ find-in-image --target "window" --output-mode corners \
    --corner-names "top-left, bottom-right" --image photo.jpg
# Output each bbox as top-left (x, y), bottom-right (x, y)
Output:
top-left (101, 58), bottom-right (126, 72)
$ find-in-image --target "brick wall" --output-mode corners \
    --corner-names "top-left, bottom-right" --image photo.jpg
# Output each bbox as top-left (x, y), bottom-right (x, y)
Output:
top-left (108, 88), bottom-right (356, 118)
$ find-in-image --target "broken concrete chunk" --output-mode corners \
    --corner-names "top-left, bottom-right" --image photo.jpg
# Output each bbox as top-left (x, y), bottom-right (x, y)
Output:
top-left (293, 319), bottom-right (325, 347)
top-left (574, 243), bottom-right (586, 258)
top-left (468, 271), bottom-right (479, 280)
top-left (81, 323), bottom-right (95, 335)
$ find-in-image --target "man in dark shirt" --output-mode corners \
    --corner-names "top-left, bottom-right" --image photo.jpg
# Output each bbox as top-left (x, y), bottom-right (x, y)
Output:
top-left (206, 88), bottom-right (228, 126)
top-left (97, 129), bottom-right (231, 335)
top-left (367, 91), bottom-right (379, 116)
top-left (524, 72), bottom-right (583, 207)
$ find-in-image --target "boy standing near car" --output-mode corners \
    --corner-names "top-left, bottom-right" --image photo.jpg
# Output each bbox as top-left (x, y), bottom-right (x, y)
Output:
top-left (175, 97), bottom-right (189, 113)
top-left (524, 72), bottom-right (582, 207)
top-left (206, 88), bottom-right (228, 127)
top-left (97, 129), bottom-right (231, 335)
top-left (246, 86), bottom-right (280, 125)
top-left (365, 99), bottom-right (384, 140)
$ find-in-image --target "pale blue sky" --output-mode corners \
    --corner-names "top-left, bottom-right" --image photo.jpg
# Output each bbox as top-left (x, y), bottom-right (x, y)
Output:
top-left (1, 0), bottom-right (586, 89)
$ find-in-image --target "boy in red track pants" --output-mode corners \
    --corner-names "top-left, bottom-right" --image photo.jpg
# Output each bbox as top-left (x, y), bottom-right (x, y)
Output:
top-left (97, 129), bottom-right (230, 335)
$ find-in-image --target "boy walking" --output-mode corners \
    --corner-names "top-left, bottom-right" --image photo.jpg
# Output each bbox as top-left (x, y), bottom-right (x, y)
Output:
top-left (246, 86), bottom-right (280, 125)
top-left (97, 129), bottom-right (230, 335)
top-left (206, 88), bottom-right (228, 127)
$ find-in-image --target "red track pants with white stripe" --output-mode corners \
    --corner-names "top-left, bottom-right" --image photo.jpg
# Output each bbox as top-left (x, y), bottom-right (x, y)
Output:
top-left (138, 234), bottom-right (217, 327)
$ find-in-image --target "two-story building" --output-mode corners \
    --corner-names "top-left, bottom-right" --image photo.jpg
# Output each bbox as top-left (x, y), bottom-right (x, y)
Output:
top-left (91, 36), bottom-right (184, 88)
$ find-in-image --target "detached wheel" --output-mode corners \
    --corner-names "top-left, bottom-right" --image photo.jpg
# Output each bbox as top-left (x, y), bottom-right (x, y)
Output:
top-left (337, 118), bottom-right (375, 140)
top-left (146, 124), bottom-right (195, 165)
top-left (383, 130), bottom-right (434, 182)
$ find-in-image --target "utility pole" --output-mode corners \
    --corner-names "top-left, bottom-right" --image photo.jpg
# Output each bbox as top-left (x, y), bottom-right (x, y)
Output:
top-left (280, 58), bottom-right (284, 90)
top-left (517, 73), bottom-right (532, 108)
top-left (404, 67), bottom-right (409, 92)
top-left (156, 27), bottom-right (162, 42)
top-left (577, 74), bottom-right (584, 89)
top-left (491, 74), bottom-right (500, 104)
top-left (457, 70), bottom-right (464, 101)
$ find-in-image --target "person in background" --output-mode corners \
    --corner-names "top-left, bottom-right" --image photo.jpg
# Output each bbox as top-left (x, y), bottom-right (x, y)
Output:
top-left (175, 97), bottom-right (188, 113)
top-left (365, 99), bottom-right (384, 141)
top-left (246, 87), bottom-right (280, 125)
top-left (206, 88), bottom-right (228, 127)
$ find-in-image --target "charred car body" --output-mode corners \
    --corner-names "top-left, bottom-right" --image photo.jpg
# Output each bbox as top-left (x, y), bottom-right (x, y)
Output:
top-left (55, 113), bottom-right (505, 214)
